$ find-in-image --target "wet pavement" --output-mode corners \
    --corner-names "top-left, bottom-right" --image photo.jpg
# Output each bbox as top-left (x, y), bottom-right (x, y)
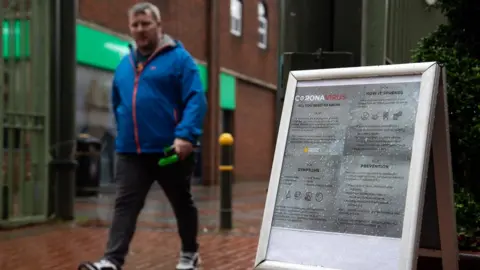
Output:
top-left (0, 181), bottom-right (268, 270)
top-left (2, 180), bottom-right (480, 270)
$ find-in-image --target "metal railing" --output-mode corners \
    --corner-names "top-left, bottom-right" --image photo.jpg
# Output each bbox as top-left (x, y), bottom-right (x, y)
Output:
top-left (0, 0), bottom-right (51, 228)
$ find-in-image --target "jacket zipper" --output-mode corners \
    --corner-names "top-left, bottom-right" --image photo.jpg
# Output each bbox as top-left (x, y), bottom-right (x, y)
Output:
top-left (128, 45), bottom-right (170, 154)
top-left (132, 76), bottom-right (141, 153)
top-left (174, 108), bottom-right (179, 125)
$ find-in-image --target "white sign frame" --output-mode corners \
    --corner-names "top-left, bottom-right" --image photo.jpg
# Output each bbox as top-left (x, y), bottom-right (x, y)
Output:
top-left (254, 62), bottom-right (450, 270)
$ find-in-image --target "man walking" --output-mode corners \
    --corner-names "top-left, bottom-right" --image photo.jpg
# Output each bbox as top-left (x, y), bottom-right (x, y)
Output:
top-left (79, 2), bottom-right (207, 270)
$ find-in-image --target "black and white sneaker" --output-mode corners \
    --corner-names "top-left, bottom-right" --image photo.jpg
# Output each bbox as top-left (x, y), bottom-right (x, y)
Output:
top-left (78, 259), bottom-right (120, 270)
top-left (176, 251), bottom-right (200, 270)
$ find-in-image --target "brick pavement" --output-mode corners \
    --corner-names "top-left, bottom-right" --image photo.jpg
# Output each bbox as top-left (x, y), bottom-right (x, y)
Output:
top-left (0, 181), bottom-right (268, 270)
top-left (2, 181), bottom-right (480, 270)
top-left (75, 181), bottom-right (267, 234)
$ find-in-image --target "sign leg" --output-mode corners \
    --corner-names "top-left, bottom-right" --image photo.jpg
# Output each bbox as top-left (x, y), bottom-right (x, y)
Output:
top-left (432, 69), bottom-right (459, 270)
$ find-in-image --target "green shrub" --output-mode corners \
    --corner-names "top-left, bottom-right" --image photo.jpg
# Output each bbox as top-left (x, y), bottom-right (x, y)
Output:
top-left (455, 189), bottom-right (480, 250)
top-left (412, 25), bottom-right (480, 195)
top-left (412, 0), bottom-right (480, 250)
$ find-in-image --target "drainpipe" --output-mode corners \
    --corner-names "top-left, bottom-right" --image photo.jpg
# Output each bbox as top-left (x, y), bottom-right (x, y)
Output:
top-left (49, 0), bottom-right (77, 220)
top-left (275, 0), bottom-right (285, 135)
top-left (204, 0), bottom-right (220, 186)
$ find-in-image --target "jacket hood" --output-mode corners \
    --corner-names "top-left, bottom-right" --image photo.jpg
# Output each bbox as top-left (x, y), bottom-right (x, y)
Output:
top-left (128, 33), bottom-right (177, 52)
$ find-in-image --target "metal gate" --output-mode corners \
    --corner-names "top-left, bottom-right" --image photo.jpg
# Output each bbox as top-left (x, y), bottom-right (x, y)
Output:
top-left (0, 0), bottom-right (51, 227)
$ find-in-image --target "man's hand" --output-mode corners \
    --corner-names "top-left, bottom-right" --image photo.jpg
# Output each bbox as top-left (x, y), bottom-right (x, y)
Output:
top-left (173, 138), bottom-right (193, 160)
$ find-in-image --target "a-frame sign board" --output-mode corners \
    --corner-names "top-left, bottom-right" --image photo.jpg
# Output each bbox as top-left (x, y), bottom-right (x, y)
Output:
top-left (254, 62), bottom-right (458, 270)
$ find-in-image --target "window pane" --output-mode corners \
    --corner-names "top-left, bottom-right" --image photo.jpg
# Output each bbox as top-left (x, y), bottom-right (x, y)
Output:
top-left (230, 0), bottom-right (242, 18)
top-left (231, 18), bottom-right (238, 32)
top-left (259, 33), bottom-right (267, 48)
top-left (231, 18), bottom-right (241, 35)
top-left (259, 20), bottom-right (266, 29)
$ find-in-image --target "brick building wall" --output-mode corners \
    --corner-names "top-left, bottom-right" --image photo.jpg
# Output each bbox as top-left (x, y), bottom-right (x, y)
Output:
top-left (218, 0), bottom-right (277, 84)
top-left (235, 80), bottom-right (275, 182)
top-left (78, 0), bottom-right (278, 183)
top-left (217, 0), bottom-right (278, 182)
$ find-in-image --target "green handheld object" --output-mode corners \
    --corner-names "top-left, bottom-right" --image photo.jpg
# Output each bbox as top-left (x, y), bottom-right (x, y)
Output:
top-left (158, 146), bottom-right (179, 167)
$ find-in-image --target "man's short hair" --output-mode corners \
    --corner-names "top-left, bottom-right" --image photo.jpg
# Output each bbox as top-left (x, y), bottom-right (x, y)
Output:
top-left (128, 2), bottom-right (161, 22)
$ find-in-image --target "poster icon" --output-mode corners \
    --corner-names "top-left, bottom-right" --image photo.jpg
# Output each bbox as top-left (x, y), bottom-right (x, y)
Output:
top-left (361, 112), bottom-right (369, 120)
top-left (393, 111), bottom-right (403, 120)
top-left (315, 192), bottom-right (323, 202)
top-left (305, 192), bottom-right (312, 201)
top-left (294, 191), bottom-right (302, 200)
top-left (383, 111), bottom-right (389, 120)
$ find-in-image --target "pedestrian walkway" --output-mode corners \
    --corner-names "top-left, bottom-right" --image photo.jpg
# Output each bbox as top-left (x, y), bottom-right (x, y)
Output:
top-left (0, 181), bottom-right (268, 270)
top-left (75, 181), bottom-right (267, 234)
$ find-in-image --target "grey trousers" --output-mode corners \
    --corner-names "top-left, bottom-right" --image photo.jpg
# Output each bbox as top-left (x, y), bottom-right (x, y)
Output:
top-left (103, 153), bottom-right (198, 267)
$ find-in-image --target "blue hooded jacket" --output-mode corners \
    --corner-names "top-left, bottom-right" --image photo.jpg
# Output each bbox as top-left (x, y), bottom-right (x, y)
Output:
top-left (112, 35), bottom-right (207, 153)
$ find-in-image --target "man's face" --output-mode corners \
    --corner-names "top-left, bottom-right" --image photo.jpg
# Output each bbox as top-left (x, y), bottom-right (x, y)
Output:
top-left (128, 10), bottom-right (161, 52)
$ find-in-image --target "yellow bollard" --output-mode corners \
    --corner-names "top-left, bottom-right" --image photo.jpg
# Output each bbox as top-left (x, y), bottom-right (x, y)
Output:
top-left (218, 132), bottom-right (234, 230)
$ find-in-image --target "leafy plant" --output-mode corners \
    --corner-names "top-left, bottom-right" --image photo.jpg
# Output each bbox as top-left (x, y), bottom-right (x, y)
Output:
top-left (455, 189), bottom-right (480, 251)
top-left (412, 0), bottom-right (480, 251)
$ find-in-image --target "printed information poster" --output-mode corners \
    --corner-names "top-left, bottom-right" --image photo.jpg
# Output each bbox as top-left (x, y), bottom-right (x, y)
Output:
top-left (272, 80), bottom-right (421, 239)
